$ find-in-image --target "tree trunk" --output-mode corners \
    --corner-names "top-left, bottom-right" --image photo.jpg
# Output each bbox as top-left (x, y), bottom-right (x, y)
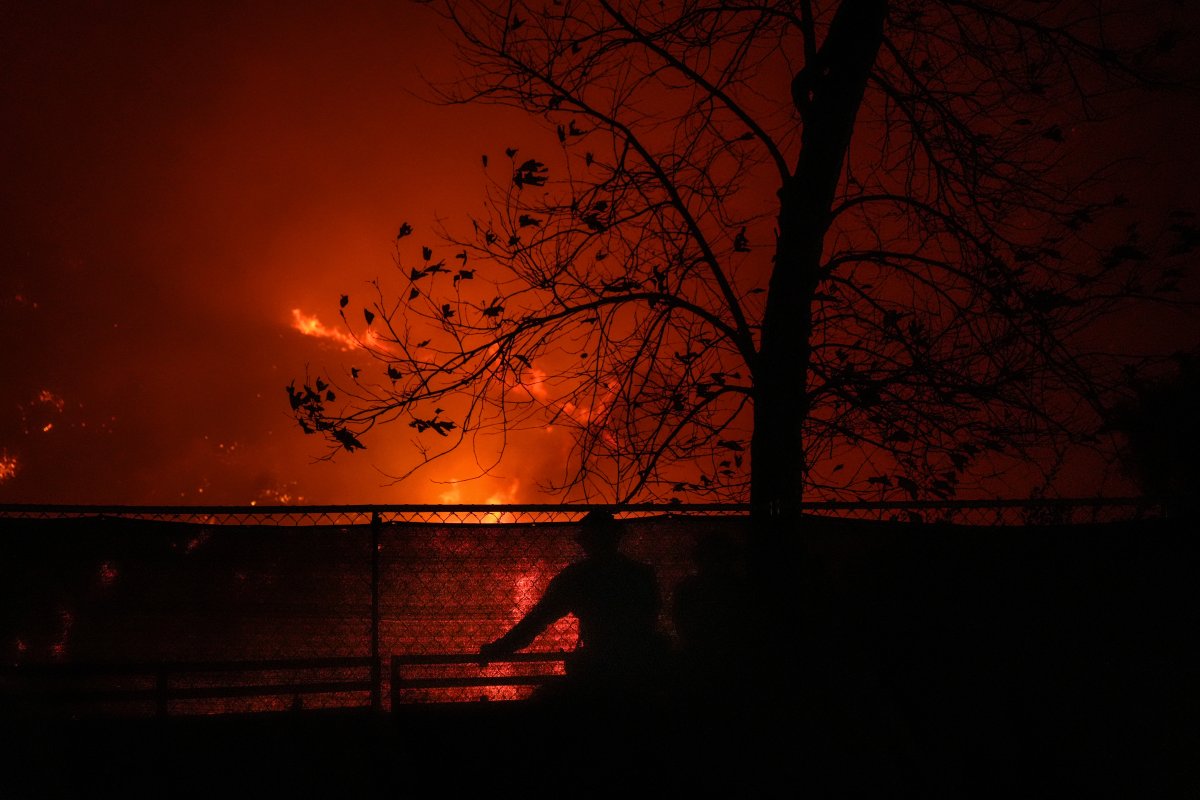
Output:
top-left (751, 0), bottom-right (888, 529)
top-left (743, 1), bottom-right (890, 765)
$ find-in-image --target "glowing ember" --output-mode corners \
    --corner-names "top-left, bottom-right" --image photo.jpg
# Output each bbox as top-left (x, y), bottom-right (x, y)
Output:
top-left (36, 390), bottom-right (65, 412)
top-left (51, 609), bottom-right (74, 660)
top-left (0, 451), bottom-right (17, 482)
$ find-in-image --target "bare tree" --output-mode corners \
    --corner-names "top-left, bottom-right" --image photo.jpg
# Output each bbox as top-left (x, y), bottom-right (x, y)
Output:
top-left (289, 1), bottom-right (1196, 519)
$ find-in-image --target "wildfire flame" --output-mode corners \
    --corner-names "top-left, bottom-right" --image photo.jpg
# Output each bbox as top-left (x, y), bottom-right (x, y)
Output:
top-left (290, 309), bottom-right (365, 352)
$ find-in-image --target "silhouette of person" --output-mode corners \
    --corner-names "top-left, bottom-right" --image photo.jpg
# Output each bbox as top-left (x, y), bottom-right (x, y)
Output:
top-left (672, 531), bottom-right (753, 699)
top-left (478, 509), bottom-right (669, 701)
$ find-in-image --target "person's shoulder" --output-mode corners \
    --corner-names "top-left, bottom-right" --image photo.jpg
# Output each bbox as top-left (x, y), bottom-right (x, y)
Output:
top-left (551, 559), bottom-right (587, 580)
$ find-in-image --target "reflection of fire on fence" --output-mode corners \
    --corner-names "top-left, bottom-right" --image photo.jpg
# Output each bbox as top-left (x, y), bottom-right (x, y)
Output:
top-left (390, 652), bottom-right (567, 706)
top-left (0, 500), bottom-right (1166, 717)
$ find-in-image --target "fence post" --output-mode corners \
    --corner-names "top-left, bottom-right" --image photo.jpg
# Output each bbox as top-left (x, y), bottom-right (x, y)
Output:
top-left (370, 510), bottom-right (382, 713)
top-left (155, 664), bottom-right (168, 718)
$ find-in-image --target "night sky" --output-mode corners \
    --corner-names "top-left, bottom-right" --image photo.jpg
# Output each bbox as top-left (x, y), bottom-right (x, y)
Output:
top-left (2, 1), bottom-right (1199, 506)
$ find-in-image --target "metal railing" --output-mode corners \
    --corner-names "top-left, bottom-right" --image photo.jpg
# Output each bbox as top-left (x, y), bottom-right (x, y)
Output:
top-left (2, 657), bottom-right (374, 717)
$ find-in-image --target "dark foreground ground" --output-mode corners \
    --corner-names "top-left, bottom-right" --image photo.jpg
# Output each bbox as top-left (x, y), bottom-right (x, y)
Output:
top-left (4, 700), bottom-right (775, 798)
top-left (3, 674), bottom-right (1195, 799)
top-left (5, 514), bottom-right (1198, 797)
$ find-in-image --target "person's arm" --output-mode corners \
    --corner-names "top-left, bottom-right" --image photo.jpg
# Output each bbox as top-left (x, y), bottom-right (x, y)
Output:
top-left (479, 575), bottom-right (570, 663)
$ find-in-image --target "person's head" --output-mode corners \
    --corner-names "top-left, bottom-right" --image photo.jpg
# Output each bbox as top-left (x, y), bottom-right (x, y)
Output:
top-left (575, 509), bottom-right (623, 555)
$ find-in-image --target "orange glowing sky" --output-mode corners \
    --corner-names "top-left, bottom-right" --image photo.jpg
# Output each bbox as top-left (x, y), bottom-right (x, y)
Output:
top-left (2, 2), bottom-right (1199, 506)
top-left (0, 1), bottom-right (561, 505)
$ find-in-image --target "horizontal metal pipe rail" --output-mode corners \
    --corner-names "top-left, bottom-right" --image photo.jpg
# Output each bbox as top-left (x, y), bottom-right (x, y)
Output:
top-left (391, 653), bottom-right (567, 708)
top-left (1, 657), bottom-right (376, 717)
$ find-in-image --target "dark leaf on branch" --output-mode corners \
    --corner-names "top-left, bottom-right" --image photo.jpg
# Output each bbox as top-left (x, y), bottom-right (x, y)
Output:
top-left (456, 250), bottom-right (468, 264)
top-left (409, 288), bottom-right (420, 300)
top-left (325, 390), bottom-right (335, 402)
top-left (410, 268), bottom-right (425, 281)
top-left (409, 417), bottom-right (457, 437)
top-left (351, 367), bottom-right (360, 379)
top-left (482, 303), bottom-right (504, 317)
top-left (481, 154), bottom-right (488, 168)
top-left (387, 366), bottom-right (402, 380)
top-left (717, 440), bottom-right (744, 451)
top-left (396, 222), bottom-right (413, 239)
top-left (1113, 244), bottom-right (1150, 260)
top-left (442, 303), bottom-right (455, 319)
top-left (585, 151), bottom-right (594, 166)
top-left (416, 340), bottom-right (430, 348)
top-left (896, 476), bottom-right (919, 499)
top-left (505, 147), bottom-right (518, 158)
top-left (364, 309), bottom-right (375, 326)
top-left (734, 227), bottom-right (750, 252)
top-left (339, 294), bottom-right (349, 308)
top-left (519, 214), bottom-right (542, 228)
top-left (332, 428), bottom-right (366, 452)
top-left (514, 159), bottom-right (548, 188)
top-left (315, 379), bottom-right (328, 392)
top-left (422, 246), bottom-right (433, 261)
top-left (867, 475), bottom-right (891, 487)
top-left (931, 480), bottom-right (955, 498)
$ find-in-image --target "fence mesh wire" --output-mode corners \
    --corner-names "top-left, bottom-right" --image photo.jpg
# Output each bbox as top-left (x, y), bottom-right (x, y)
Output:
top-left (0, 499), bottom-right (1165, 715)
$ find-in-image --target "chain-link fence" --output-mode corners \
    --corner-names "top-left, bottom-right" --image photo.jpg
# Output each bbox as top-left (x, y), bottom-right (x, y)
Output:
top-left (0, 498), bottom-right (1165, 716)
